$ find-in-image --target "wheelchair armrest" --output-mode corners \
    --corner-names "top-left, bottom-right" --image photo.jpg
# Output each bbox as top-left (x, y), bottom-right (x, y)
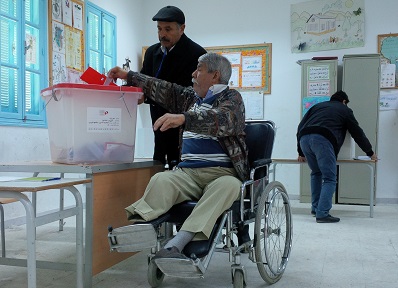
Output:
top-left (252, 158), bottom-right (272, 168)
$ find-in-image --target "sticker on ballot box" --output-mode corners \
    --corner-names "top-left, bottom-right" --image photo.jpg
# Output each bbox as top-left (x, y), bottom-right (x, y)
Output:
top-left (87, 107), bottom-right (122, 133)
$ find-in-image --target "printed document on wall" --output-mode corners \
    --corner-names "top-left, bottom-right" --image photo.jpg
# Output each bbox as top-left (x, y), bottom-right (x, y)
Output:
top-left (241, 91), bottom-right (264, 120)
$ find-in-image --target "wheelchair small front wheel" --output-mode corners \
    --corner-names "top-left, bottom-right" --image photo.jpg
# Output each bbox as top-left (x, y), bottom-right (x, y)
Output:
top-left (147, 260), bottom-right (165, 287)
top-left (233, 269), bottom-right (245, 288)
top-left (254, 181), bottom-right (292, 284)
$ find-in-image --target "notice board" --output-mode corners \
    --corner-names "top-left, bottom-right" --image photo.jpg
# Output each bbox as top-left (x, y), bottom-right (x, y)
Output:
top-left (141, 43), bottom-right (271, 119)
top-left (48, 0), bottom-right (85, 85)
top-left (206, 44), bottom-right (272, 94)
top-left (206, 44), bottom-right (271, 120)
top-left (142, 43), bottom-right (272, 93)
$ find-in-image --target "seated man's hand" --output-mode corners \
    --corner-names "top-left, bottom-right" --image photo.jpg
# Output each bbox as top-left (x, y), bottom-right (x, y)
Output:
top-left (137, 95), bottom-right (146, 105)
top-left (154, 113), bottom-right (185, 132)
top-left (107, 66), bottom-right (128, 81)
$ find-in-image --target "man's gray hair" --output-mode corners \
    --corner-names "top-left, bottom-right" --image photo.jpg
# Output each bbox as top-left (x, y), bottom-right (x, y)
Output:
top-left (198, 53), bottom-right (232, 85)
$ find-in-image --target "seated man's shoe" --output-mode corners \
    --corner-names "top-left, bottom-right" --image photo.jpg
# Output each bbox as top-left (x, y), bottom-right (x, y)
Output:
top-left (237, 224), bottom-right (251, 253)
top-left (311, 211), bottom-right (316, 217)
top-left (237, 224), bottom-right (251, 246)
top-left (152, 246), bottom-right (189, 261)
top-left (316, 214), bottom-right (340, 223)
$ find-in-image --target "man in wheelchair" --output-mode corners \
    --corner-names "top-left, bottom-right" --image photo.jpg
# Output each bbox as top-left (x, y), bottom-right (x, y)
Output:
top-left (108, 52), bottom-right (249, 258)
top-left (107, 53), bottom-right (292, 286)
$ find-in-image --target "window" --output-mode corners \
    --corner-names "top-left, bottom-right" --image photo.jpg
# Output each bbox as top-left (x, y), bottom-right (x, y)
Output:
top-left (0, 0), bottom-right (48, 127)
top-left (86, 2), bottom-right (116, 74)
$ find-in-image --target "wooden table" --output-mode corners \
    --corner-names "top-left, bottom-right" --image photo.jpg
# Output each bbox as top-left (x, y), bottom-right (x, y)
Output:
top-left (270, 158), bottom-right (376, 217)
top-left (0, 178), bottom-right (91, 288)
top-left (0, 160), bottom-right (163, 287)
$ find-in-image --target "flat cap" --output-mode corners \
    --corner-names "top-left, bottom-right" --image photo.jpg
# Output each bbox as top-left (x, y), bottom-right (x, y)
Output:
top-left (152, 6), bottom-right (185, 24)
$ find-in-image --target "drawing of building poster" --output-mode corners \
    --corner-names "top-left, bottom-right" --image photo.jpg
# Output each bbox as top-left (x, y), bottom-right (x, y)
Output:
top-left (291, 0), bottom-right (365, 53)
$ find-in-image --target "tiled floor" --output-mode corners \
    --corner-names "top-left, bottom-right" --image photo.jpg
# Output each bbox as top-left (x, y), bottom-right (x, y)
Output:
top-left (1, 200), bottom-right (398, 288)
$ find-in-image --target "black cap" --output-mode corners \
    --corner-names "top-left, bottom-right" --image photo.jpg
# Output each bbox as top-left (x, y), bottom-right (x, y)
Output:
top-left (152, 6), bottom-right (185, 24)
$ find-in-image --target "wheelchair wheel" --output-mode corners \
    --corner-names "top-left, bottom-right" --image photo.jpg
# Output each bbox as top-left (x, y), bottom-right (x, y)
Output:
top-left (233, 269), bottom-right (245, 288)
top-left (254, 181), bottom-right (292, 284)
top-left (147, 260), bottom-right (165, 287)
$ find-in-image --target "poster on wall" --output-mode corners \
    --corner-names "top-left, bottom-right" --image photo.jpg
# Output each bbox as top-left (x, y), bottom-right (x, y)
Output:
top-left (291, 0), bottom-right (365, 53)
top-left (378, 33), bottom-right (398, 88)
top-left (52, 52), bottom-right (67, 84)
top-left (52, 21), bottom-right (65, 54)
top-left (52, 0), bottom-right (62, 22)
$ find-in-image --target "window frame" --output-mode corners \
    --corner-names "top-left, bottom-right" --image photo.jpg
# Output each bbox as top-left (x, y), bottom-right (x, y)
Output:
top-left (0, 0), bottom-right (48, 128)
top-left (86, 2), bottom-right (117, 74)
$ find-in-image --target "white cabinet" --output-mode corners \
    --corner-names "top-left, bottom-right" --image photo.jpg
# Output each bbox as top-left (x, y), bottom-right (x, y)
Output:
top-left (338, 54), bottom-right (380, 204)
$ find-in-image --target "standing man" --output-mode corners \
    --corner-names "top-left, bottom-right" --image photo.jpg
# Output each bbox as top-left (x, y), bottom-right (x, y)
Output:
top-left (142, 6), bottom-right (207, 168)
top-left (297, 91), bottom-right (377, 223)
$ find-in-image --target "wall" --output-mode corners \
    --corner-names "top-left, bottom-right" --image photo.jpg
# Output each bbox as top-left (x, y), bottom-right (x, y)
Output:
top-left (116, 0), bottom-right (398, 203)
top-left (1, 0), bottom-right (397, 223)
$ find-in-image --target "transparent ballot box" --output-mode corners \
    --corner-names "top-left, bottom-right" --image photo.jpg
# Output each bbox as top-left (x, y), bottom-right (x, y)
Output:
top-left (41, 83), bottom-right (143, 164)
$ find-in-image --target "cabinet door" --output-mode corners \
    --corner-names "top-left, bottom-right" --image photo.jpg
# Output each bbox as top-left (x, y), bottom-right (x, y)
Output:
top-left (299, 60), bottom-right (338, 203)
top-left (338, 55), bottom-right (380, 204)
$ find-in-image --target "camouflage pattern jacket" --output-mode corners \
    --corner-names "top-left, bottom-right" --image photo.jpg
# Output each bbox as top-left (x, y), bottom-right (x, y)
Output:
top-left (127, 71), bottom-right (249, 181)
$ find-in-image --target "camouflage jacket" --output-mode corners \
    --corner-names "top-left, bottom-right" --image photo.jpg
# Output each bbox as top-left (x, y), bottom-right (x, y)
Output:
top-left (127, 71), bottom-right (249, 181)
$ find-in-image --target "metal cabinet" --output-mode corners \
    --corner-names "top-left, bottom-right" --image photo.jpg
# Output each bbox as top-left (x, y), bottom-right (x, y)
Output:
top-left (298, 59), bottom-right (338, 203)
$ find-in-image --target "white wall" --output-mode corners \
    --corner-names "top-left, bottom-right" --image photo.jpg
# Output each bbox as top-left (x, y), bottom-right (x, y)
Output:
top-left (2, 0), bottom-right (397, 223)
top-left (110, 0), bottom-right (398, 203)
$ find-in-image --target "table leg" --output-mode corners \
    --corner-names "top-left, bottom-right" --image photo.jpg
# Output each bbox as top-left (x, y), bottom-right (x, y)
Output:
top-left (59, 173), bottom-right (65, 231)
top-left (84, 175), bottom-right (94, 288)
top-left (64, 185), bottom-right (84, 288)
top-left (365, 163), bottom-right (375, 218)
top-left (2, 191), bottom-right (37, 288)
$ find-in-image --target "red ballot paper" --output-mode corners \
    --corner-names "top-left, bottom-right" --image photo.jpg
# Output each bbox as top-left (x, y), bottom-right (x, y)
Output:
top-left (80, 66), bottom-right (116, 86)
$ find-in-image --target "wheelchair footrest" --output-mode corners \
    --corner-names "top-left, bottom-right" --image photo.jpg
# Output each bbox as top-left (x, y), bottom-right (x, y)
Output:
top-left (154, 257), bottom-right (205, 278)
top-left (108, 224), bottom-right (157, 252)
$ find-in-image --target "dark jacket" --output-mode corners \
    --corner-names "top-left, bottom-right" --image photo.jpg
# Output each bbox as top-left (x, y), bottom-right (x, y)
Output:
top-left (297, 99), bottom-right (374, 157)
top-left (126, 71), bottom-right (249, 182)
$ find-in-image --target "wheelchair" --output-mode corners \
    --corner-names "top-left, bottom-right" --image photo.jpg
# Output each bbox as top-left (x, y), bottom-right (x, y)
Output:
top-left (107, 120), bottom-right (293, 287)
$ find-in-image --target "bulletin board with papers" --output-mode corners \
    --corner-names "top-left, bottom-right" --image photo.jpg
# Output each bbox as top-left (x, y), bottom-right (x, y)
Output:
top-left (206, 43), bottom-right (272, 94)
top-left (48, 0), bottom-right (85, 85)
top-left (206, 43), bottom-right (272, 120)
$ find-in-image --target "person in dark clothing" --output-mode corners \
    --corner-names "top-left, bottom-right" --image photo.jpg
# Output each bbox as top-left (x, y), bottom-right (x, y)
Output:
top-left (297, 90), bottom-right (377, 223)
top-left (141, 6), bottom-right (207, 168)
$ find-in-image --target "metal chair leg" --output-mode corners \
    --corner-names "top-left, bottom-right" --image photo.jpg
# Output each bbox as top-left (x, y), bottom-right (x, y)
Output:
top-left (0, 204), bottom-right (5, 257)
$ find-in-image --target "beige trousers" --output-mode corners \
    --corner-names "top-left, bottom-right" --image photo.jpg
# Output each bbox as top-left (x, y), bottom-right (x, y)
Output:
top-left (125, 167), bottom-right (242, 240)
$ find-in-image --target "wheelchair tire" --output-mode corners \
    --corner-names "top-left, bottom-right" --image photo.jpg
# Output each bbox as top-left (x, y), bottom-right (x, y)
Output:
top-left (147, 260), bottom-right (165, 287)
top-left (254, 181), bottom-right (292, 284)
top-left (233, 269), bottom-right (245, 288)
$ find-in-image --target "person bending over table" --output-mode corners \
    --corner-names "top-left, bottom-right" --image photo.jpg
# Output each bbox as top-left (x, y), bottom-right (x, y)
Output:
top-left (296, 90), bottom-right (377, 223)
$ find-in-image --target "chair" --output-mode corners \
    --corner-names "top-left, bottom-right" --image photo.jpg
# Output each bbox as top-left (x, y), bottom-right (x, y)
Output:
top-left (0, 198), bottom-right (18, 257)
top-left (108, 120), bottom-right (293, 287)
